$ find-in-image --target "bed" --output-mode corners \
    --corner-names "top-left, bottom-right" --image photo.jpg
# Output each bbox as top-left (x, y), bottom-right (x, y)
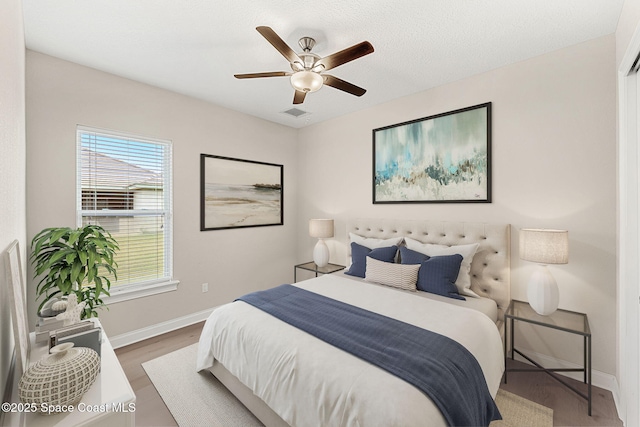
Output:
top-left (197, 219), bottom-right (511, 427)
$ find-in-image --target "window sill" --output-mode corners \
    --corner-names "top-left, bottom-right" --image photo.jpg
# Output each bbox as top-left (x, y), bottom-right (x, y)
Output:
top-left (103, 280), bottom-right (179, 305)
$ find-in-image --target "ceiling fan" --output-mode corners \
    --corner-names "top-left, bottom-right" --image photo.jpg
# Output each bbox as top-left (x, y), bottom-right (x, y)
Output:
top-left (234, 26), bottom-right (374, 104)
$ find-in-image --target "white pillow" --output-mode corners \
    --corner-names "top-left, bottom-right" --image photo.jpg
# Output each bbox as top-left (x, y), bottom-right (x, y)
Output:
top-left (364, 257), bottom-right (419, 291)
top-left (349, 232), bottom-right (403, 249)
top-left (404, 237), bottom-right (479, 297)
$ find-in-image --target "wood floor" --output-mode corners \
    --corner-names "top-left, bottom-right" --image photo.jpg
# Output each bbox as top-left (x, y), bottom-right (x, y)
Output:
top-left (501, 359), bottom-right (622, 427)
top-left (115, 322), bottom-right (623, 427)
top-left (115, 323), bottom-right (204, 426)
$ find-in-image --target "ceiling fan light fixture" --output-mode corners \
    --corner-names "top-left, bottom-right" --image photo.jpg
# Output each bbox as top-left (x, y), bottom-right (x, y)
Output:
top-left (290, 71), bottom-right (323, 93)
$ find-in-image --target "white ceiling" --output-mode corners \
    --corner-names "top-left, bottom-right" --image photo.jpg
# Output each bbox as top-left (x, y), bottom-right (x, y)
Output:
top-left (22, 0), bottom-right (624, 129)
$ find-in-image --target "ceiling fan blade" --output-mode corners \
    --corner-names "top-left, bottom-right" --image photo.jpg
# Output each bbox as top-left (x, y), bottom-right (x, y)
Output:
top-left (234, 71), bottom-right (290, 79)
top-left (293, 90), bottom-right (307, 104)
top-left (323, 75), bottom-right (366, 97)
top-left (314, 41), bottom-right (374, 72)
top-left (256, 26), bottom-right (303, 67)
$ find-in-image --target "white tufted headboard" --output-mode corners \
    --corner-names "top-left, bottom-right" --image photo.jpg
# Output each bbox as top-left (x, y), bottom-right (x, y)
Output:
top-left (346, 219), bottom-right (511, 323)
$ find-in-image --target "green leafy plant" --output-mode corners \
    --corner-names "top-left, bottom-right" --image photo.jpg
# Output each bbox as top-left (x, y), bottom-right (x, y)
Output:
top-left (31, 224), bottom-right (119, 319)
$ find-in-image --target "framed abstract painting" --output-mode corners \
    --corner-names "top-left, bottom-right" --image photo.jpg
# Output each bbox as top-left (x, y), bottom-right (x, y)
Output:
top-left (200, 154), bottom-right (283, 231)
top-left (373, 102), bottom-right (491, 203)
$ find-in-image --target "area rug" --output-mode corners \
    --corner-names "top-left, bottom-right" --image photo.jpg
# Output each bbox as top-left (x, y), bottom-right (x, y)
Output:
top-left (143, 343), bottom-right (553, 427)
top-left (490, 389), bottom-right (553, 427)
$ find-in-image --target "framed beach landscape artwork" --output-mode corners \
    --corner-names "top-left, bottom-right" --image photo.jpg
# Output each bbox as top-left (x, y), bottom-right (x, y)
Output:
top-left (373, 102), bottom-right (491, 203)
top-left (200, 154), bottom-right (283, 231)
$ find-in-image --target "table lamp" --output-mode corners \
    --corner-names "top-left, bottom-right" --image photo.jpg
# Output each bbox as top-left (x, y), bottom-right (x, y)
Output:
top-left (309, 219), bottom-right (334, 268)
top-left (519, 228), bottom-right (569, 316)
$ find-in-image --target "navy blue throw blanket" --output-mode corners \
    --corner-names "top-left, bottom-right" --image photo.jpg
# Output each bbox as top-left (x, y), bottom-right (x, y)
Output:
top-left (237, 284), bottom-right (501, 427)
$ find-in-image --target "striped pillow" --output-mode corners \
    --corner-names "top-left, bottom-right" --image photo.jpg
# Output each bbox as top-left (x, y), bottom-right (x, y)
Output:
top-left (364, 256), bottom-right (419, 291)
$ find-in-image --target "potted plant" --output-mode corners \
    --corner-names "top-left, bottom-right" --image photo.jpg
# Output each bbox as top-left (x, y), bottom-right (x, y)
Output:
top-left (31, 224), bottom-right (119, 319)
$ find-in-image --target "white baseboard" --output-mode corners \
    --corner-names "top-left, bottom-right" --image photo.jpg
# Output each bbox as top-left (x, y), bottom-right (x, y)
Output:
top-left (513, 348), bottom-right (621, 418)
top-left (109, 306), bottom-right (216, 349)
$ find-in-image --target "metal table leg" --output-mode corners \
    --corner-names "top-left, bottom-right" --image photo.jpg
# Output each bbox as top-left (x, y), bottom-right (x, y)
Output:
top-left (510, 317), bottom-right (515, 360)
top-left (588, 334), bottom-right (592, 416)
top-left (504, 318), bottom-right (508, 384)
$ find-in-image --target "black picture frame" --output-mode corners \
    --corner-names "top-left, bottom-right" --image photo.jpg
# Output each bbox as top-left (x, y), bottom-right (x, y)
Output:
top-left (373, 102), bottom-right (492, 204)
top-left (200, 154), bottom-right (284, 231)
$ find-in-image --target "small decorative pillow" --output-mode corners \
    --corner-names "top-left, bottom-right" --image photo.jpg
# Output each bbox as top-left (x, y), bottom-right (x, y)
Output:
top-left (344, 242), bottom-right (398, 278)
top-left (364, 256), bottom-right (419, 291)
top-left (400, 247), bottom-right (465, 300)
top-left (404, 238), bottom-right (479, 297)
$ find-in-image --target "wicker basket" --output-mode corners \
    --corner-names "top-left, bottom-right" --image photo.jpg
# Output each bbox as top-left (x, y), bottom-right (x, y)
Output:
top-left (18, 343), bottom-right (100, 414)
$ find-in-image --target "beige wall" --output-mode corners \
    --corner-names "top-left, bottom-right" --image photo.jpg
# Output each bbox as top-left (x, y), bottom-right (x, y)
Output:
top-left (0, 0), bottom-right (26, 399)
top-left (25, 51), bottom-right (299, 337)
top-left (297, 35), bottom-right (618, 377)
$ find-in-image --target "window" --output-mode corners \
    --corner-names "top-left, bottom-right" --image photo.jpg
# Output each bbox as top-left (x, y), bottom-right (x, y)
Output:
top-left (77, 126), bottom-right (175, 301)
top-left (82, 190), bottom-right (134, 210)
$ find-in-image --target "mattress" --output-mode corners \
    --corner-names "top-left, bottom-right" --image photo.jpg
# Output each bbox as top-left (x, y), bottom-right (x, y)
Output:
top-left (196, 274), bottom-right (504, 427)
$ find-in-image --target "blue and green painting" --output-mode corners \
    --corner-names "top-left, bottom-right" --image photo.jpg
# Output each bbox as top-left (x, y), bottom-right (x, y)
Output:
top-left (374, 106), bottom-right (488, 202)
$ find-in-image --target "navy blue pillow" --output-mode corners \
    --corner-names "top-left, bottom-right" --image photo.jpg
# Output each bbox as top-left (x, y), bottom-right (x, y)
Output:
top-left (400, 246), bottom-right (465, 300)
top-left (345, 243), bottom-right (398, 278)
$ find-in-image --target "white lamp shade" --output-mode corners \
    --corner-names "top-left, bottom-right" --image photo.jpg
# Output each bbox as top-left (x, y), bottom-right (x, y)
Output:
top-left (309, 219), bottom-right (334, 238)
top-left (519, 229), bottom-right (569, 264)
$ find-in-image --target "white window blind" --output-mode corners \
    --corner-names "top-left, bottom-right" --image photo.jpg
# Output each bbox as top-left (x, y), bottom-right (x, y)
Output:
top-left (77, 126), bottom-right (173, 291)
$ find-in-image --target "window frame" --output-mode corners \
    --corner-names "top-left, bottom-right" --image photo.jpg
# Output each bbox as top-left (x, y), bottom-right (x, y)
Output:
top-left (76, 125), bottom-right (178, 303)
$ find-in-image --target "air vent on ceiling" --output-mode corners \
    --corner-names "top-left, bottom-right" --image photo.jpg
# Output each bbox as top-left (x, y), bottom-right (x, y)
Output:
top-left (281, 108), bottom-right (308, 118)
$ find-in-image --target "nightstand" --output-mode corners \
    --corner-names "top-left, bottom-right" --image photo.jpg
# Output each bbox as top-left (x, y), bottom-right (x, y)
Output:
top-left (294, 261), bottom-right (345, 283)
top-left (4, 318), bottom-right (135, 426)
top-left (504, 299), bottom-right (591, 415)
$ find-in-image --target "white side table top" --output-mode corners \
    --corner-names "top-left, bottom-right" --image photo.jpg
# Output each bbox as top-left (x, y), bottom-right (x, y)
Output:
top-left (4, 318), bottom-right (135, 427)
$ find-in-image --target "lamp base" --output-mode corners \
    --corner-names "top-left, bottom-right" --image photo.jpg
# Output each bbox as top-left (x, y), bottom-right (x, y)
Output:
top-left (527, 265), bottom-right (559, 316)
top-left (313, 239), bottom-right (329, 268)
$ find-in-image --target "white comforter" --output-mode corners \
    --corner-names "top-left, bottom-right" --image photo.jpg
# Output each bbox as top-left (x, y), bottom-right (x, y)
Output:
top-left (196, 274), bottom-right (504, 427)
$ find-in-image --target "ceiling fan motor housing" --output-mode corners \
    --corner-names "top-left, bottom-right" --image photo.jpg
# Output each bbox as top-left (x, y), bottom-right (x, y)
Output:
top-left (290, 37), bottom-right (320, 71)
